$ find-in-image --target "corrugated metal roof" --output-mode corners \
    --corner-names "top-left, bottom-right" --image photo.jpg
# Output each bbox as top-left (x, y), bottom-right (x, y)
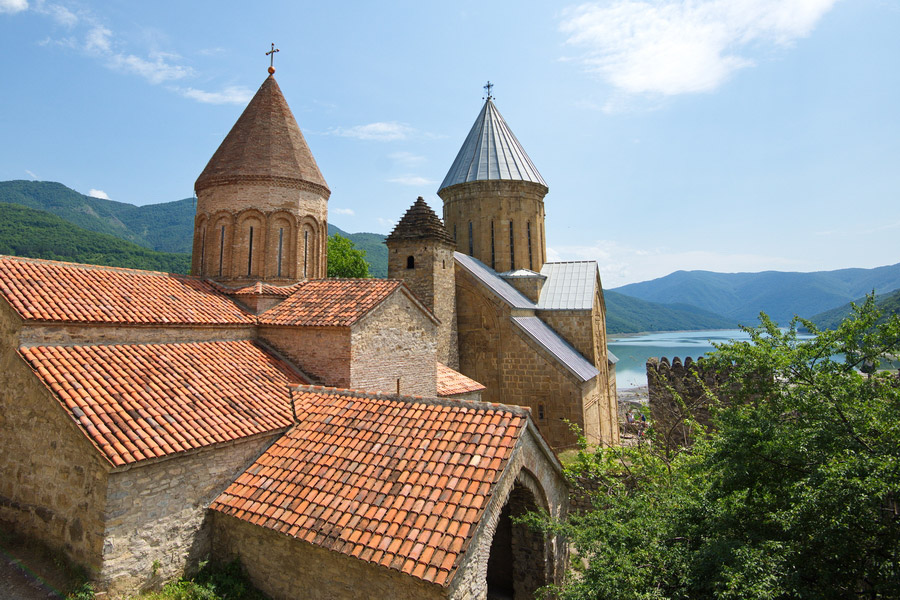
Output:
top-left (454, 252), bottom-right (535, 309)
top-left (439, 99), bottom-right (547, 191)
top-left (536, 261), bottom-right (598, 310)
top-left (607, 350), bottom-right (619, 364)
top-left (512, 317), bottom-right (600, 382)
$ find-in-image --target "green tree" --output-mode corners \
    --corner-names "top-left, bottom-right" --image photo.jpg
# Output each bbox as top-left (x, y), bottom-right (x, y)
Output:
top-left (546, 297), bottom-right (900, 599)
top-left (326, 233), bottom-right (370, 278)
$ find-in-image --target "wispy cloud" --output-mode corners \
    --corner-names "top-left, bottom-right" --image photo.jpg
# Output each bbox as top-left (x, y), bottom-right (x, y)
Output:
top-left (179, 85), bottom-right (252, 105)
top-left (332, 122), bottom-right (416, 141)
top-left (82, 25), bottom-right (193, 84)
top-left (88, 188), bottom-right (110, 199)
top-left (550, 239), bottom-right (801, 287)
top-left (333, 208), bottom-right (355, 216)
top-left (0, 0), bottom-right (28, 15)
top-left (560, 0), bottom-right (837, 98)
top-left (388, 175), bottom-right (436, 186)
top-left (389, 151), bottom-right (426, 167)
top-left (24, 169), bottom-right (39, 180)
top-left (376, 217), bottom-right (397, 230)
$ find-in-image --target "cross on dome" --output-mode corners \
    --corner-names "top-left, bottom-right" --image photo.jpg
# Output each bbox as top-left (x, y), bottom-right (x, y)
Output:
top-left (266, 43), bottom-right (280, 74)
top-left (483, 80), bottom-right (493, 101)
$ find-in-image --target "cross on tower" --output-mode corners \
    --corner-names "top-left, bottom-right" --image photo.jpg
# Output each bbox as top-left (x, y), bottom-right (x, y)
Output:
top-left (483, 80), bottom-right (494, 101)
top-left (266, 43), bottom-right (280, 74)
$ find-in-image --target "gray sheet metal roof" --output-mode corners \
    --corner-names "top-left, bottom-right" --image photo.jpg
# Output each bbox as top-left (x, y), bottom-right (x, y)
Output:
top-left (512, 317), bottom-right (600, 382)
top-left (455, 252), bottom-right (535, 309)
top-left (607, 350), bottom-right (619, 364)
top-left (439, 99), bottom-right (547, 192)
top-left (536, 261), bottom-right (598, 310)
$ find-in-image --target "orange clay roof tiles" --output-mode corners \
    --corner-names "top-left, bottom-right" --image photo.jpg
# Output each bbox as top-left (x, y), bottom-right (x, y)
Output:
top-left (19, 340), bottom-right (306, 467)
top-left (211, 280), bottom-right (303, 297)
top-left (435, 362), bottom-right (487, 397)
top-left (210, 387), bottom-right (526, 587)
top-left (259, 279), bottom-right (403, 327)
top-left (0, 255), bottom-right (253, 325)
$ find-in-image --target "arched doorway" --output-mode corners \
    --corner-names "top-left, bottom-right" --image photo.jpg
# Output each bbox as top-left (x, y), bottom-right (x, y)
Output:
top-left (486, 482), bottom-right (549, 599)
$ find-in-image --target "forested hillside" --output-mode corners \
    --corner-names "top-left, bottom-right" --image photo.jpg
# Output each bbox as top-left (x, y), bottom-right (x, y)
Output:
top-left (807, 288), bottom-right (900, 330)
top-left (604, 290), bottom-right (735, 333)
top-left (0, 203), bottom-right (191, 273)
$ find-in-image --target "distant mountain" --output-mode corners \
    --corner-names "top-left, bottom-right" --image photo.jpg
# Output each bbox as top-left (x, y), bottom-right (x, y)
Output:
top-left (612, 265), bottom-right (900, 326)
top-left (0, 180), bottom-right (195, 253)
top-left (807, 289), bottom-right (900, 330)
top-left (604, 290), bottom-right (735, 334)
top-left (0, 203), bottom-right (191, 273)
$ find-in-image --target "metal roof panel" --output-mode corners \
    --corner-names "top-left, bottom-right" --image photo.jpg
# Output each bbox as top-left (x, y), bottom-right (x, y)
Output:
top-left (512, 316), bottom-right (600, 382)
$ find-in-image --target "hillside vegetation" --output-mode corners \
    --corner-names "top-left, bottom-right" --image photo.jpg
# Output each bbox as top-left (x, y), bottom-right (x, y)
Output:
top-left (604, 290), bottom-right (735, 333)
top-left (613, 264), bottom-right (900, 325)
top-left (0, 203), bottom-right (191, 273)
top-left (807, 288), bottom-right (900, 330)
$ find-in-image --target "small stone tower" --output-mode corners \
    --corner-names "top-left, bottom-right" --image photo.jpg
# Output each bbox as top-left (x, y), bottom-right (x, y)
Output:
top-left (192, 72), bottom-right (330, 284)
top-left (386, 197), bottom-right (458, 369)
top-left (438, 94), bottom-right (548, 273)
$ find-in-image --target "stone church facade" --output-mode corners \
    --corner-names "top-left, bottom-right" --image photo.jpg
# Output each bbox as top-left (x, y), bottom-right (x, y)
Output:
top-left (388, 94), bottom-right (619, 449)
top-left (0, 70), bottom-right (619, 598)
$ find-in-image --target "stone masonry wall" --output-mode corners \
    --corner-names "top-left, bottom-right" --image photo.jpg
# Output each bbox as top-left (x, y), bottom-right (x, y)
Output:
top-left (101, 432), bottom-right (283, 595)
top-left (441, 180), bottom-right (548, 273)
top-left (387, 240), bottom-right (458, 369)
top-left (647, 356), bottom-right (728, 451)
top-left (0, 302), bottom-right (110, 573)
top-left (447, 425), bottom-right (568, 599)
top-left (259, 325), bottom-right (350, 387)
top-left (351, 290), bottom-right (438, 397)
top-left (212, 513), bottom-right (447, 600)
top-left (18, 323), bottom-right (255, 348)
top-left (193, 181), bottom-right (328, 282)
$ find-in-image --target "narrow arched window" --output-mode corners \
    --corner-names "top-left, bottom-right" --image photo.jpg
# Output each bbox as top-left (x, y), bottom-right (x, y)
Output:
top-left (490, 221), bottom-right (495, 269)
top-left (247, 226), bottom-right (254, 276)
top-left (406, 255), bottom-right (415, 269)
top-left (277, 227), bottom-right (284, 277)
top-left (527, 221), bottom-right (533, 270)
top-left (468, 221), bottom-right (474, 256)
top-left (218, 225), bottom-right (225, 277)
top-left (509, 220), bottom-right (515, 270)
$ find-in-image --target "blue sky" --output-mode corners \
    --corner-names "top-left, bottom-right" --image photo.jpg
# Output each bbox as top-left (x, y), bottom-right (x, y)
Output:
top-left (1, 0), bottom-right (898, 287)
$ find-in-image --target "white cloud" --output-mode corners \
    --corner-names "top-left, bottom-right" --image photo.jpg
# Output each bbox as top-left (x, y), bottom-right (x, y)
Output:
top-left (376, 217), bottom-right (397, 230)
top-left (388, 175), bottom-right (436, 186)
top-left (180, 85), bottom-right (252, 105)
top-left (24, 169), bottom-right (39, 179)
top-left (333, 208), bottom-right (355, 216)
top-left (88, 188), bottom-right (110, 199)
top-left (550, 239), bottom-right (802, 287)
top-left (0, 0), bottom-right (27, 14)
top-left (43, 3), bottom-right (77, 26)
top-left (332, 122), bottom-right (416, 141)
top-left (560, 0), bottom-right (837, 97)
top-left (389, 151), bottom-right (426, 167)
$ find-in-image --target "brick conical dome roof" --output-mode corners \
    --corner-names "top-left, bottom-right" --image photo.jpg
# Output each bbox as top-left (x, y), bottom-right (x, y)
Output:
top-left (386, 197), bottom-right (455, 245)
top-left (195, 75), bottom-right (329, 197)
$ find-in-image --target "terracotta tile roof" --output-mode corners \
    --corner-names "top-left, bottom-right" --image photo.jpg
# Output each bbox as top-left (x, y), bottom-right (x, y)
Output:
top-left (0, 255), bottom-right (254, 325)
top-left (435, 362), bottom-right (486, 397)
top-left (211, 387), bottom-right (527, 586)
top-left (20, 341), bottom-right (305, 467)
top-left (259, 279), bottom-right (403, 327)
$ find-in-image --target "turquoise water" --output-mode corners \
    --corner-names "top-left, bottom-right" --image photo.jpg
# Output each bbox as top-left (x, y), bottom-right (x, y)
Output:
top-left (608, 329), bottom-right (753, 389)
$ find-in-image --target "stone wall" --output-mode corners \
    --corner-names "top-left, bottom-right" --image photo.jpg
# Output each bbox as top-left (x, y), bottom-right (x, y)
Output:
top-left (212, 513), bottom-right (447, 600)
top-left (351, 290), bottom-right (438, 397)
top-left (0, 302), bottom-right (110, 573)
top-left (259, 325), bottom-right (350, 387)
top-left (440, 180), bottom-right (548, 273)
top-left (647, 356), bottom-right (728, 451)
top-left (387, 240), bottom-right (458, 369)
top-left (447, 424), bottom-right (568, 599)
top-left (100, 433), bottom-right (283, 595)
top-left (18, 323), bottom-right (255, 348)
top-left (193, 181), bottom-right (328, 282)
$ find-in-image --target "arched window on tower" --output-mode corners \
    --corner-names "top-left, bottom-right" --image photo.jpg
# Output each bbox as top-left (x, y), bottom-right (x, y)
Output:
top-left (247, 226), bottom-right (254, 277)
top-left (527, 221), bottom-right (533, 270)
top-left (468, 221), bottom-right (473, 256)
top-left (509, 220), bottom-right (515, 270)
top-left (407, 255), bottom-right (415, 269)
top-left (490, 221), bottom-right (495, 269)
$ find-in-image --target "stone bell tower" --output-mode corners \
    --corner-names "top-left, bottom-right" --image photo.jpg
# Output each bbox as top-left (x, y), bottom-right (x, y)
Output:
top-left (437, 85), bottom-right (548, 274)
top-left (191, 65), bottom-right (330, 284)
top-left (386, 197), bottom-right (458, 368)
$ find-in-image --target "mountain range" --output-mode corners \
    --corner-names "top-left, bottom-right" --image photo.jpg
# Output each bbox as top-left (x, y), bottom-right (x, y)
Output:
top-left (2, 180), bottom-right (897, 333)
